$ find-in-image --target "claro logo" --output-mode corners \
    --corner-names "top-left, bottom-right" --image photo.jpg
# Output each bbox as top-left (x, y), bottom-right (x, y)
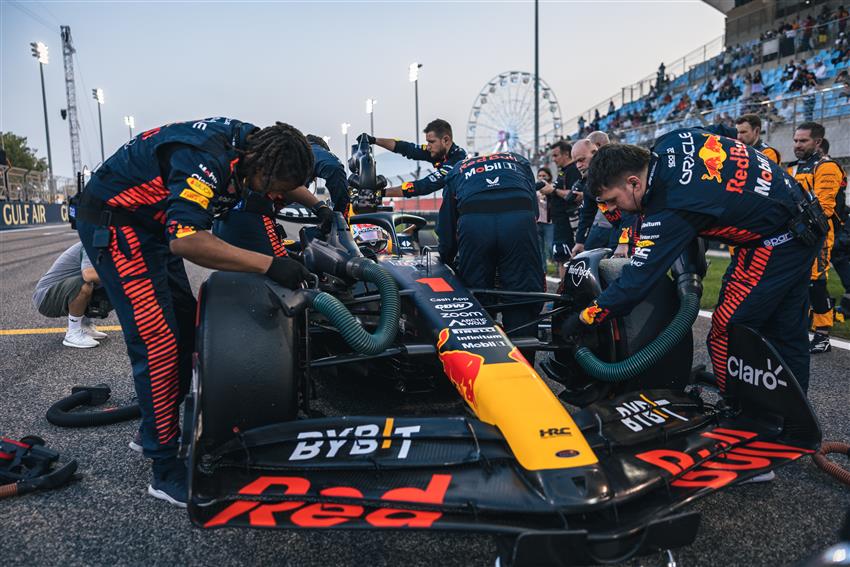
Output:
top-left (727, 356), bottom-right (788, 390)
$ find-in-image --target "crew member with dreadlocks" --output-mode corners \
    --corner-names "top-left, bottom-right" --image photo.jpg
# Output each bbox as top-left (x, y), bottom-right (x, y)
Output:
top-left (212, 134), bottom-right (344, 256)
top-left (75, 117), bottom-right (317, 507)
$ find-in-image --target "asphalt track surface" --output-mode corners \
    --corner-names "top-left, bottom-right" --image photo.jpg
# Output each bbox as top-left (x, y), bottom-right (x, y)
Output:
top-left (1, 224), bottom-right (848, 567)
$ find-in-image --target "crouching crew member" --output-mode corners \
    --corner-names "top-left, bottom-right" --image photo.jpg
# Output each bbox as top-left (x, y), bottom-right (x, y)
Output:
top-left (787, 122), bottom-right (846, 354)
top-left (213, 134), bottom-right (341, 255)
top-left (566, 128), bottom-right (825, 394)
top-left (437, 152), bottom-right (544, 335)
top-left (32, 242), bottom-right (111, 348)
top-left (75, 118), bottom-right (316, 507)
top-left (366, 119), bottom-right (467, 199)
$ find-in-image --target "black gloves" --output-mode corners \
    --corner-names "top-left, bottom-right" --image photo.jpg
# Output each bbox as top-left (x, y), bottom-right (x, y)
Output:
top-left (266, 256), bottom-right (311, 289)
top-left (560, 313), bottom-right (590, 340)
top-left (357, 133), bottom-right (376, 145)
top-left (311, 203), bottom-right (335, 235)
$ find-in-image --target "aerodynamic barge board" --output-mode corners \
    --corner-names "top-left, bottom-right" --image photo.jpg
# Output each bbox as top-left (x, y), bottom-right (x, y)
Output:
top-left (380, 256), bottom-right (597, 471)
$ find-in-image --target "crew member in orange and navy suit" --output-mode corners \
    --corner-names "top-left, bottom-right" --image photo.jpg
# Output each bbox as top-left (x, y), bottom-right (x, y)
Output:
top-left (74, 118), bottom-right (318, 507)
top-left (213, 134), bottom-right (344, 255)
top-left (788, 122), bottom-right (846, 354)
top-left (563, 128), bottom-right (825, 395)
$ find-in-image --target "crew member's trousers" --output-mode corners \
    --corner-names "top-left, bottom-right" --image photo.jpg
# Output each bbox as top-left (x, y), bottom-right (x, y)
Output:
top-left (78, 220), bottom-right (194, 460)
top-left (707, 238), bottom-right (822, 394)
top-left (456, 209), bottom-right (544, 336)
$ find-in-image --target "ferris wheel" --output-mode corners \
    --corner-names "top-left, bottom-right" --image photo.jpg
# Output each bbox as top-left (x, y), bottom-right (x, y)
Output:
top-left (465, 71), bottom-right (563, 159)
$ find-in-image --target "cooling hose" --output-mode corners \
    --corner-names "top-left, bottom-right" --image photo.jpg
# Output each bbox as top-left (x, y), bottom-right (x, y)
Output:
top-left (309, 259), bottom-right (400, 356)
top-left (813, 442), bottom-right (850, 486)
top-left (46, 384), bottom-right (140, 427)
top-left (574, 289), bottom-right (702, 383)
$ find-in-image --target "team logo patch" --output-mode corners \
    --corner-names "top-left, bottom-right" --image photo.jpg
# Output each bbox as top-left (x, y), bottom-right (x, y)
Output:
top-left (172, 223), bottom-right (196, 239)
top-left (179, 189), bottom-right (209, 209)
top-left (698, 134), bottom-right (727, 183)
top-left (635, 239), bottom-right (655, 248)
top-left (187, 177), bottom-right (214, 198)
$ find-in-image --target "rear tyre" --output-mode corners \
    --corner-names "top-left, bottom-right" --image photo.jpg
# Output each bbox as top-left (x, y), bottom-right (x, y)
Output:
top-left (193, 271), bottom-right (300, 452)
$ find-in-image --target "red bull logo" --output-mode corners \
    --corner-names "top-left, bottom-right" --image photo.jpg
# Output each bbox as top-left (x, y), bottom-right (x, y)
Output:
top-left (436, 329), bottom-right (483, 406)
top-left (698, 134), bottom-right (727, 183)
top-left (579, 303), bottom-right (605, 325)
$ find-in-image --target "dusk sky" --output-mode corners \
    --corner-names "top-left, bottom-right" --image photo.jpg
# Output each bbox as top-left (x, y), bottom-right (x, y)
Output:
top-left (2, 1), bottom-right (724, 178)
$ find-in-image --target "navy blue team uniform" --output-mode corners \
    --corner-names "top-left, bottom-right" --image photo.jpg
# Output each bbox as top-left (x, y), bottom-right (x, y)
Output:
top-left (578, 128), bottom-right (822, 392)
top-left (551, 163), bottom-right (581, 259)
top-left (394, 140), bottom-right (467, 197)
top-left (213, 141), bottom-right (348, 256)
top-left (438, 153), bottom-right (544, 335)
top-left (77, 117), bottom-right (256, 461)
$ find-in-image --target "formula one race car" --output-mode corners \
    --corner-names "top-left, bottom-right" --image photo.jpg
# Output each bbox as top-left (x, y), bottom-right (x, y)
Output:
top-left (183, 137), bottom-right (821, 566)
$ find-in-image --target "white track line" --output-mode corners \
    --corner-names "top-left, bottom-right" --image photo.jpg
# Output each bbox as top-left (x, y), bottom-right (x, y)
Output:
top-left (546, 277), bottom-right (850, 351)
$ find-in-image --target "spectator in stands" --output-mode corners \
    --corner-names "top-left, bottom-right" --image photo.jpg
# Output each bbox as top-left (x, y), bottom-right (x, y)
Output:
top-left (656, 62), bottom-right (667, 90)
top-left (788, 122), bottom-right (846, 354)
top-left (752, 69), bottom-right (766, 96)
top-left (578, 115), bottom-right (587, 133)
top-left (536, 167), bottom-right (555, 271)
top-left (32, 242), bottom-right (110, 349)
top-left (814, 59), bottom-right (827, 81)
top-left (839, 6), bottom-right (849, 34)
top-left (607, 100), bottom-right (616, 116)
top-left (544, 140), bottom-right (581, 278)
top-left (696, 94), bottom-right (714, 112)
top-left (803, 15), bottom-right (816, 51)
top-left (735, 114), bottom-right (781, 164)
top-left (818, 6), bottom-right (831, 46)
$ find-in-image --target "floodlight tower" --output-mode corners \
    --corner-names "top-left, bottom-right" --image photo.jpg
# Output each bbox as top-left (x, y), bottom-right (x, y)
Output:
top-left (92, 88), bottom-right (105, 162)
top-left (30, 41), bottom-right (54, 182)
top-left (366, 98), bottom-right (377, 136)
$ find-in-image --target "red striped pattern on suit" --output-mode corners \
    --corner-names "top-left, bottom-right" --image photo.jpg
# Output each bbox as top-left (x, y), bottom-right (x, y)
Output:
top-left (106, 176), bottom-right (169, 211)
top-left (263, 216), bottom-right (288, 257)
top-left (708, 246), bottom-right (773, 391)
top-left (700, 225), bottom-right (761, 244)
top-left (110, 226), bottom-right (180, 444)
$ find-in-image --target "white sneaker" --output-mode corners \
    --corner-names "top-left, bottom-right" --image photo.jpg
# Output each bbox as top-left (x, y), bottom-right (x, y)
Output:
top-left (81, 320), bottom-right (108, 340)
top-left (62, 328), bottom-right (99, 349)
top-left (740, 470), bottom-right (775, 484)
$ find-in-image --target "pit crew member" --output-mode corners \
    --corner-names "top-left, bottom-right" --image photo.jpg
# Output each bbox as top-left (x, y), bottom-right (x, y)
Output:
top-left (567, 129), bottom-right (825, 396)
top-left (75, 118), bottom-right (315, 507)
top-left (212, 134), bottom-right (341, 256)
top-left (365, 119), bottom-right (467, 199)
top-left (735, 114), bottom-right (781, 164)
top-left (32, 242), bottom-right (110, 348)
top-left (438, 152), bottom-right (544, 335)
top-left (572, 140), bottom-right (637, 259)
top-left (787, 122), bottom-right (846, 354)
top-left (540, 140), bottom-right (581, 277)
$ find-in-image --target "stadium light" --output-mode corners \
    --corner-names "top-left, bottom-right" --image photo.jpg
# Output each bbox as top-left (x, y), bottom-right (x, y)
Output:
top-left (408, 62), bottom-right (421, 83)
top-left (30, 41), bottom-right (54, 189)
top-left (409, 63), bottom-right (423, 178)
top-left (92, 89), bottom-right (105, 162)
top-left (341, 122), bottom-right (351, 157)
top-left (30, 41), bottom-right (49, 64)
top-left (366, 98), bottom-right (377, 136)
top-left (124, 115), bottom-right (135, 137)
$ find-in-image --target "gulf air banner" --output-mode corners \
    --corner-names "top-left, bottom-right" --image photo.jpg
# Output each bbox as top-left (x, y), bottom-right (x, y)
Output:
top-left (0, 201), bottom-right (68, 230)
